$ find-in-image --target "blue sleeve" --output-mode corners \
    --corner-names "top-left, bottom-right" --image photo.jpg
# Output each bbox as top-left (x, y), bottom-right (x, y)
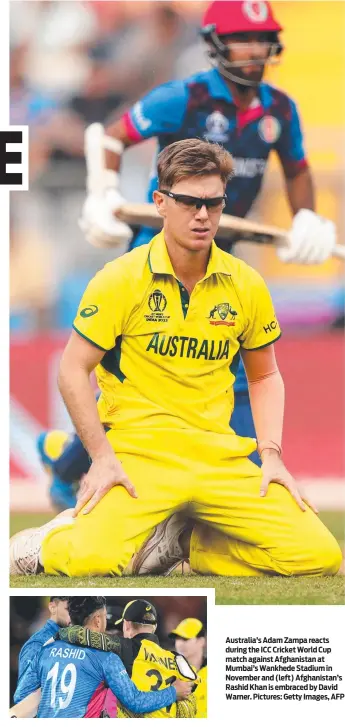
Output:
top-left (103, 654), bottom-right (176, 714)
top-left (123, 80), bottom-right (188, 140)
top-left (54, 394), bottom-right (100, 481)
top-left (14, 640), bottom-right (41, 701)
top-left (53, 433), bottom-right (90, 482)
top-left (14, 652), bottom-right (40, 704)
top-left (275, 98), bottom-right (308, 177)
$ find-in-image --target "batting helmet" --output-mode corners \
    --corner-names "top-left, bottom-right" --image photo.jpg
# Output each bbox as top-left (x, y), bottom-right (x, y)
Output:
top-left (201, 1), bottom-right (283, 86)
top-left (202, 1), bottom-right (282, 36)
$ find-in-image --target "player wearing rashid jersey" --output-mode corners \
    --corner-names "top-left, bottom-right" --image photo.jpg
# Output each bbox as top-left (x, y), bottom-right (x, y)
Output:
top-left (14, 640), bottom-right (179, 718)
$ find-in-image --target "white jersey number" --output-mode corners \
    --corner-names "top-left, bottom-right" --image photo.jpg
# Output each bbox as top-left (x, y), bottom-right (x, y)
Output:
top-left (46, 662), bottom-right (77, 710)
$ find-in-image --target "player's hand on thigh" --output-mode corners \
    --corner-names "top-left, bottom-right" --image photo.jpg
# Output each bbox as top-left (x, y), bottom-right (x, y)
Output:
top-left (74, 453), bottom-right (138, 516)
top-left (259, 450), bottom-right (318, 513)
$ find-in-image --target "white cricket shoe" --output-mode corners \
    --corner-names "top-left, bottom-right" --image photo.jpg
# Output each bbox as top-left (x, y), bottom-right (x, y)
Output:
top-left (132, 513), bottom-right (192, 576)
top-left (10, 511), bottom-right (75, 576)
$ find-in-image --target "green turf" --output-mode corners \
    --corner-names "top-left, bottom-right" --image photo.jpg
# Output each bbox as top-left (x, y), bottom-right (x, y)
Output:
top-left (8, 573), bottom-right (344, 605)
top-left (10, 511), bottom-right (345, 604)
top-left (317, 511), bottom-right (345, 542)
top-left (10, 513), bottom-right (52, 535)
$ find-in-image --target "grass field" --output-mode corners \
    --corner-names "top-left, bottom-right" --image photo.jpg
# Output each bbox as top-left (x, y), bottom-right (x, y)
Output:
top-left (10, 511), bottom-right (345, 605)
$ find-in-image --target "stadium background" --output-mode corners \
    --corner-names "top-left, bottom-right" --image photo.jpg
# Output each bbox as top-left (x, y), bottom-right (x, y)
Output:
top-left (10, 594), bottom-right (207, 704)
top-left (9, 3), bottom-right (344, 547)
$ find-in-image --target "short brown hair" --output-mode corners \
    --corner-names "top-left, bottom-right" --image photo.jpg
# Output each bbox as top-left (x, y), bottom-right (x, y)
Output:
top-left (157, 138), bottom-right (234, 189)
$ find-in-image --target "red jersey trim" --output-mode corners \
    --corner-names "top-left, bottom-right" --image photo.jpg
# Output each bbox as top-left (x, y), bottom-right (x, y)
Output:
top-left (122, 111), bottom-right (144, 142)
top-left (236, 105), bottom-right (264, 130)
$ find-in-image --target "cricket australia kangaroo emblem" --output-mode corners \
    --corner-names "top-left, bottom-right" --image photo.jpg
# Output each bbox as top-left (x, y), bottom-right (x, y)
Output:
top-left (208, 302), bottom-right (237, 326)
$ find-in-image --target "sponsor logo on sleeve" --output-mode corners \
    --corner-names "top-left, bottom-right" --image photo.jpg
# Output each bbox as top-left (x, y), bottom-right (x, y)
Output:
top-left (263, 320), bottom-right (278, 334)
top-left (80, 305), bottom-right (99, 318)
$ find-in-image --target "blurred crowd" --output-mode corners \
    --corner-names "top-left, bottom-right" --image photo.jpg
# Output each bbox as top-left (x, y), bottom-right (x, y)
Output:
top-left (10, 0), bottom-right (344, 333)
top-left (10, 1), bottom-right (206, 173)
top-left (10, 594), bottom-right (207, 702)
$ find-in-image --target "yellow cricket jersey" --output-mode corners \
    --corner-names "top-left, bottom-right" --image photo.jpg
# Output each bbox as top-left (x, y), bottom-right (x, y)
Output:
top-left (73, 231), bottom-right (281, 437)
top-left (117, 635), bottom-right (198, 718)
top-left (195, 662), bottom-right (207, 718)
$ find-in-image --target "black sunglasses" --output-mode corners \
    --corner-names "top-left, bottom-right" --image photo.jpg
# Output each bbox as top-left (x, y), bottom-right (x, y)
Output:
top-left (159, 190), bottom-right (227, 210)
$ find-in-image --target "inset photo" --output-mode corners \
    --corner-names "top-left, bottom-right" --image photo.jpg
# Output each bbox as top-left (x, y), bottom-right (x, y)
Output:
top-left (10, 594), bottom-right (207, 718)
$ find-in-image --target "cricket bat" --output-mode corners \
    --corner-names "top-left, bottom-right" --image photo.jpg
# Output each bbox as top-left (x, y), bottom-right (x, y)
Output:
top-left (115, 202), bottom-right (345, 261)
top-left (84, 125), bottom-right (345, 260)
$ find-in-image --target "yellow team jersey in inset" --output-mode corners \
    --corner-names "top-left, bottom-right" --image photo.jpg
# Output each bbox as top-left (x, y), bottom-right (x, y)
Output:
top-left (195, 662), bottom-right (207, 718)
top-left (117, 637), bottom-right (198, 718)
top-left (73, 232), bottom-right (280, 442)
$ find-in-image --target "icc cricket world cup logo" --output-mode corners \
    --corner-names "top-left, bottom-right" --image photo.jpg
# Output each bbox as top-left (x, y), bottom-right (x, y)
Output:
top-left (149, 289), bottom-right (167, 313)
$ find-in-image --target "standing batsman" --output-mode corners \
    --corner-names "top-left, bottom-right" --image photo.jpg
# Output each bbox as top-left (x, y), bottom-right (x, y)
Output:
top-left (11, 138), bottom-right (342, 578)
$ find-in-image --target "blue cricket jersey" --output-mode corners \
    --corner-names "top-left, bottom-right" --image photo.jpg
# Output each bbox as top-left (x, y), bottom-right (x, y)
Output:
top-left (122, 67), bottom-right (303, 393)
top-left (123, 67), bottom-right (306, 224)
top-left (14, 619), bottom-right (59, 704)
top-left (15, 638), bottom-right (177, 718)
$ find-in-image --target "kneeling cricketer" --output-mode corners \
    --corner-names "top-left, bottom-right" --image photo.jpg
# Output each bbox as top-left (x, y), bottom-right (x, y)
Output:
top-left (10, 138), bottom-right (342, 579)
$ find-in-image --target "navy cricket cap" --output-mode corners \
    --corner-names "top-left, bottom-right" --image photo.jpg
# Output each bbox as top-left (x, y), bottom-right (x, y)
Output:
top-left (115, 599), bottom-right (158, 625)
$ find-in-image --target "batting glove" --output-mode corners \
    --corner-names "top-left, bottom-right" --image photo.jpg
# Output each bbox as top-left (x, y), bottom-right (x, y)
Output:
top-left (277, 209), bottom-right (336, 264)
top-left (79, 171), bottom-right (133, 248)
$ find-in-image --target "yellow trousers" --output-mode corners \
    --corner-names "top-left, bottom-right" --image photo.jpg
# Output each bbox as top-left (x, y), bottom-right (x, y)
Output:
top-left (41, 429), bottom-right (342, 577)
